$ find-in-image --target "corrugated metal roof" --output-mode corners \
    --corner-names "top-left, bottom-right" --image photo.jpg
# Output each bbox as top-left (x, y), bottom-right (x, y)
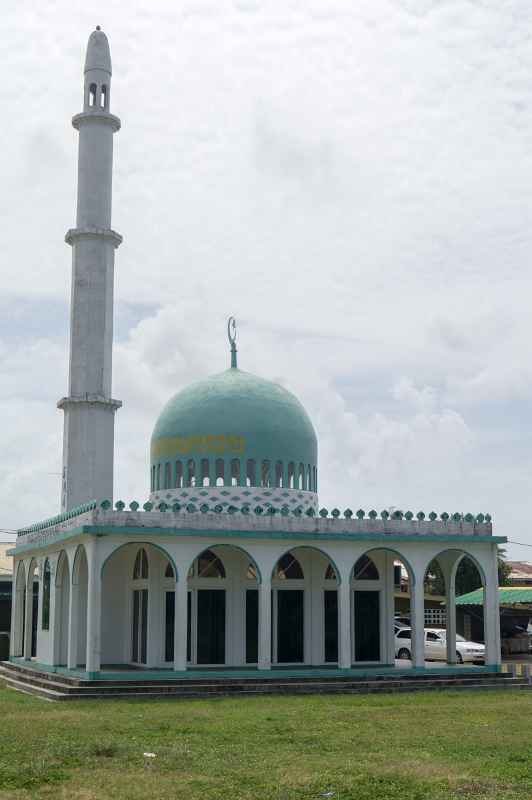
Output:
top-left (456, 587), bottom-right (532, 606)
top-left (0, 544), bottom-right (13, 578)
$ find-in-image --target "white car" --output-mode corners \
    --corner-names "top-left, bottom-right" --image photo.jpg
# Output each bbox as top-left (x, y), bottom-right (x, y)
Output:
top-left (395, 627), bottom-right (485, 664)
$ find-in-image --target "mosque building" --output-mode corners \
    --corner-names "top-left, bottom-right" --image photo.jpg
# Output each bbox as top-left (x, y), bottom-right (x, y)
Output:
top-left (5, 29), bottom-right (503, 691)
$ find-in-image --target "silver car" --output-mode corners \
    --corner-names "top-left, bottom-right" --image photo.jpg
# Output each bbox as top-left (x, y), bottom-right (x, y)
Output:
top-left (395, 627), bottom-right (485, 663)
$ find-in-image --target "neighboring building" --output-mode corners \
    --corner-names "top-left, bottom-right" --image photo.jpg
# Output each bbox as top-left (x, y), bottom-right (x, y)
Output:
top-left (7, 28), bottom-right (503, 681)
top-left (456, 587), bottom-right (532, 655)
top-left (0, 543), bottom-right (13, 660)
top-left (506, 562), bottom-right (532, 587)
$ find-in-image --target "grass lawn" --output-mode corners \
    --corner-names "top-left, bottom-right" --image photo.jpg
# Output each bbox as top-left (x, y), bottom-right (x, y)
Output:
top-left (1, 686), bottom-right (531, 799)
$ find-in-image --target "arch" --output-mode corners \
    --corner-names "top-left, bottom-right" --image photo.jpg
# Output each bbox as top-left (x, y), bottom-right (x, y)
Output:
top-left (12, 561), bottom-right (26, 657)
top-left (271, 546), bottom-right (343, 585)
top-left (54, 551), bottom-right (70, 666)
top-left (261, 459), bottom-right (271, 487)
top-left (72, 544), bottom-right (88, 586)
top-left (425, 548), bottom-right (487, 589)
top-left (356, 547), bottom-right (417, 588)
top-left (164, 462), bottom-right (171, 489)
top-left (288, 462), bottom-right (295, 489)
top-left (15, 560), bottom-right (26, 590)
top-left (164, 561), bottom-right (174, 579)
top-left (100, 541), bottom-right (178, 581)
top-left (246, 459), bottom-right (256, 487)
top-left (133, 548), bottom-right (149, 580)
top-left (231, 458), bottom-right (240, 486)
top-left (185, 543), bottom-right (262, 584)
top-left (275, 460), bottom-right (283, 488)
top-left (307, 464), bottom-right (311, 491)
top-left (187, 458), bottom-right (196, 487)
top-left (353, 554), bottom-right (379, 581)
top-left (175, 460), bottom-right (184, 488)
top-left (55, 551), bottom-right (69, 587)
top-left (88, 82), bottom-right (97, 107)
top-left (100, 84), bottom-right (107, 108)
top-left (201, 458), bottom-right (210, 487)
top-left (298, 463), bottom-right (305, 490)
top-left (216, 458), bottom-right (224, 486)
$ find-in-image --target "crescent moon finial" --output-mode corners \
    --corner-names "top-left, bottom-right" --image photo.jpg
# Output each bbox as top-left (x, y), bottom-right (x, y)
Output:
top-left (227, 316), bottom-right (237, 368)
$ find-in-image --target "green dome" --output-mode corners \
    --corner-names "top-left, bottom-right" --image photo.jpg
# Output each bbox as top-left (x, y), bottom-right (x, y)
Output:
top-left (150, 368), bottom-right (317, 493)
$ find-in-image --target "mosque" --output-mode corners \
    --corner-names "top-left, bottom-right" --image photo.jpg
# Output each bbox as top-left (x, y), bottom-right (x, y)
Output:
top-left (6, 29), bottom-right (503, 689)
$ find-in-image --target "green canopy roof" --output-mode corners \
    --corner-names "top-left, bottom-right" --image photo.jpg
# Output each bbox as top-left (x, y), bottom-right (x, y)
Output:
top-left (456, 587), bottom-right (532, 606)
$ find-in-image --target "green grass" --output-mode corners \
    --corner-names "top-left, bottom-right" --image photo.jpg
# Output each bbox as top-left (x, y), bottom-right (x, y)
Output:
top-left (0, 685), bottom-right (531, 800)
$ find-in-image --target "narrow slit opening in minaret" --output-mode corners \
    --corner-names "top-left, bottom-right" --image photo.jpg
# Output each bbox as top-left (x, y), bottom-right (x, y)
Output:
top-left (89, 83), bottom-right (97, 107)
top-left (100, 85), bottom-right (107, 108)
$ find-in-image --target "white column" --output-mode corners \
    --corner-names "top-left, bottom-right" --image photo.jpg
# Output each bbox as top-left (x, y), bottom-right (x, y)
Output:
top-left (411, 569), bottom-right (425, 668)
top-left (174, 579), bottom-right (188, 671)
top-left (85, 543), bottom-right (101, 675)
top-left (9, 562), bottom-right (19, 657)
top-left (67, 580), bottom-right (79, 669)
top-left (258, 578), bottom-right (272, 670)
top-left (485, 546), bottom-right (501, 666)
top-left (338, 577), bottom-right (351, 669)
top-left (445, 565), bottom-right (457, 665)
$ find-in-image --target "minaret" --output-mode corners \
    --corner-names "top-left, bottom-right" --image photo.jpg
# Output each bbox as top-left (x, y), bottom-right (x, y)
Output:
top-left (58, 27), bottom-right (122, 511)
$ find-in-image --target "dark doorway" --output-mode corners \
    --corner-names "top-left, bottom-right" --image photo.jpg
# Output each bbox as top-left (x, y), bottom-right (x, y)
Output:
top-left (187, 591), bottom-right (191, 662)
top-left (31, 581), bottom-right (38, 658)
top-left (197, 590), bottom-right (225, 664)
top-left (246, 589), bottom-right (259, 663)
top-left (277, 590), bottom-right (304, 663)
top-left (132, 589), bottom-right (148, 664)
top-left (324, 590), bottom-right (338, 663)
top-left (354, 590), bottom-right (380, 662)
top-left (165, 591), bottom-right (175, 663)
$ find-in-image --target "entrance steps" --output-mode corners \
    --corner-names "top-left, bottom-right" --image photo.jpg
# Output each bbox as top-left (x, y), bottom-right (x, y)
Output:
top-left (0, 661), bottom-right (529, 701)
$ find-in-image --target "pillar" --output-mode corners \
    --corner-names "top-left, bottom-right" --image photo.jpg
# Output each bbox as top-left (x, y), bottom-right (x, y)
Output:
top-left (174, 578), bottom-right (188, 671)
top-left (411, 568), bottom-right (425, 668)
top-left (85, 543), bottom-right (101, 675)
top-left (338, 577), bottom-right (351, 669)
top-left (383, 553), bottom-right (396, 666)
top-left (23, 566), bottom-right (35, 660)
top-left (258, 578), bottom-right (272, 670)
top-left (67, 578), bottom-right (80, 669)
top-left (9, 562), bottom-right (20, 658)
top-left (485, 546), bottom-right (501, 667)
top-left (445, 565), bottom-right (457, 665)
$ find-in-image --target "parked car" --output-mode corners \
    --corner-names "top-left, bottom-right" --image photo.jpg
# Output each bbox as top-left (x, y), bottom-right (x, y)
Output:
top-left (394, 627), bottom-right (485, 664)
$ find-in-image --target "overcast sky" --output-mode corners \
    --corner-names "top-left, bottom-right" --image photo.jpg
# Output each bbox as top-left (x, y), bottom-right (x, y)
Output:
top-left (2, 1), bottom-right (532, 556)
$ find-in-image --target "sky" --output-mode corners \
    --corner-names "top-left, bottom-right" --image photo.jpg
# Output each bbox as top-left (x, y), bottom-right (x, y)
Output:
top-left (2, 0), bottom-right (532, 557)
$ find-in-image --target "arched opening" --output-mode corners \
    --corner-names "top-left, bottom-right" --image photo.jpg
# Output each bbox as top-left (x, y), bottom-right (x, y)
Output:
top-left (298, 463), bottom-right (305, 490)
top-left (100, 542), bottom-right (177, 669)
top-left (175, 460), bottom-right (183, 488)
top-left (424, 550), bottom-right (486, 666)
top-left (288, 462), bottom-right (295, 489)
top-left (351, 549), bottom-right (414, 666)
top-left (12, 562), bottom-right (26, 657)
top-left (88, 82), bottom-right (97, 107)
top-left (186, 545), bottom-right (260, 667)
top-left (246, 459), bottom-right (255, 487)
top-left (54, 552), bottom-right (70, 666)
top-left (25, 559), bottom-right (39, 659)
top-left (201, 458), bottom-right (210, 487)
top-left (164, 462), bottom-right (171, 489)
top-left (231, 458), bottom-right (240, 487)
top-left (216, 458), bottom-right (224, 487)
top-left (100, 84), bottom-right (107, 108)
top-left (187, 459), bottom-right (196, 488)
top-left (275, 461), bottom-right (283, 488)
top-left (272, 547), bottom-right (339, 666)
top-left (261, 460), bottom-right (271, 488)
top-left (72, 546), bottom-right (88, 668)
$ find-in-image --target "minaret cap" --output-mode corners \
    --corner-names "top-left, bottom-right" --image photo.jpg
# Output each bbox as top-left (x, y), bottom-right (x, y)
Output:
top-left (84, 27), bottom-right (112, 74)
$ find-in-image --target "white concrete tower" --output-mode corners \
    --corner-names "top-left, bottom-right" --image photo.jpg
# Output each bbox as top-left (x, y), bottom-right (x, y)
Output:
top-left (58, 27), bottom-right (122, 511)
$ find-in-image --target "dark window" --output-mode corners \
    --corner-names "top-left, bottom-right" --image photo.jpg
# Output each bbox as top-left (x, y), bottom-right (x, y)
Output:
top-left (274, 460), bottom-right (283, 488)
top-left (307, 465), bottom-right (311, 491)
top-left (277, 590), bottom-right (304, 662)
top-left (231, 458), bottom-right (240, 486)
top-left (164, 562), bottom-right (174, 579)
top-left (354, 590), bottom-right (380, 661)
top-left (201, 459), bottom-right (210, 487)
top-left (216, 458), bottom-right (224, 487)
top-left (156, 463), bottom-right (161, 490)
top-left (197, 589), bottom-right (225, 664)
top-left (275, 553), bottom-right (304, 580)
top-left (100, 84), bottom-right (107, 108)
top-left (42, 559), bottom-right (51, 630)
top-left (246, 589), bottom-right (258, 663)
top-left (88, 82), bottom-right (97, 107)
top-left (187, 459), bottom-right (196, 487)
top-left (427, 632), bottom-right (440, 641)
top-left (246, 459), bottom-right (255, 487)
top-left (165, 591), bottom-right (175, 662)
top-left (353, 555), bottom-right (379, 581)
top-left (197, 549), bottom-right (225, 578)
top-left (175, 461), bottom-right (183, 488)
top-left (151, 465), bottom-right (155, 492)
top-left (164, 462), bottom-right (171, 489)
top-left (325, 563), bottom-right (337, 580)
top-left (288, 462), bottom-right (295, 489)
top-left (324, 590), bottom-right (338, 662)
top-left (261, 460), bottom-right (271, 487)
top-left (299, 463), bottom-right (305, 490)
top-left (397, 630), bottom-right (411, 639)
top-left (133, 548), bottom-right (149, 580)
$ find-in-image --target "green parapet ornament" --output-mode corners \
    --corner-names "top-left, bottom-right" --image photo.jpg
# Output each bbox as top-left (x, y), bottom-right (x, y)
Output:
top-left (143, 501), bottom-right (153, 512)
top-left (476, 513), bottom-right (485, 523)
top-left (440, 512), bottom-right (449, 522)
top-left (100, 499), bottom-right (112, 510)
top-left (254, 506), bottom-right (264, 515)
top-left (172, 502), bottom-right (181, 512)
top-left (214, 504), bottom-right (224, 514)
top-left (356, 509), bottom-right (365, 519)
top-left (115, 500), bottom-right (125, 511)
top-left (331, 508), bottom-right (340, 518)
top-left (228, 505), bottom-right (238, 515)
top-left (200, 504), bottom-right (209, 514)
top-left (319, 508), bottom-right (328, 518)
top-left (186, 503), bottom-right (197, 513)
top-left (380, 510), bottom-right (389, 520)
top-left (281, 506), bottom-right (290, 516)
top-left (344, 509), bottom-right (353, 519)
top-left (464, 513), bottom-right (474, 522)
top-left (485, 513), bottom-right (492, 522)
top-left (241, 505), bottom-right (250, 515)
top-left (452, 512), bottom-right (462, 522)
top-left (429, 511), bottom-right (437, 521)
top-left (266, 507), bottom-right (276, 515)
top-left (405, 511), bottom-right (414, 521)
top-left (416, 511), bottom-right (425, 521)
top-left (369, 510), bottom-right (378, 519)
top-left (129, 501), bottom-right (139, 512)
top-left (306, 507), bottom-right (316, 517)
top-left (392, 510), bottom-right (403, 520)
top-left (158, 501), bottom-right (168, 512)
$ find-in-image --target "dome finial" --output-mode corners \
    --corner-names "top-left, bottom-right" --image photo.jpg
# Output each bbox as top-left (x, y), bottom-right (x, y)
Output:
top-left (227, 316), bottom-right (237, 368)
